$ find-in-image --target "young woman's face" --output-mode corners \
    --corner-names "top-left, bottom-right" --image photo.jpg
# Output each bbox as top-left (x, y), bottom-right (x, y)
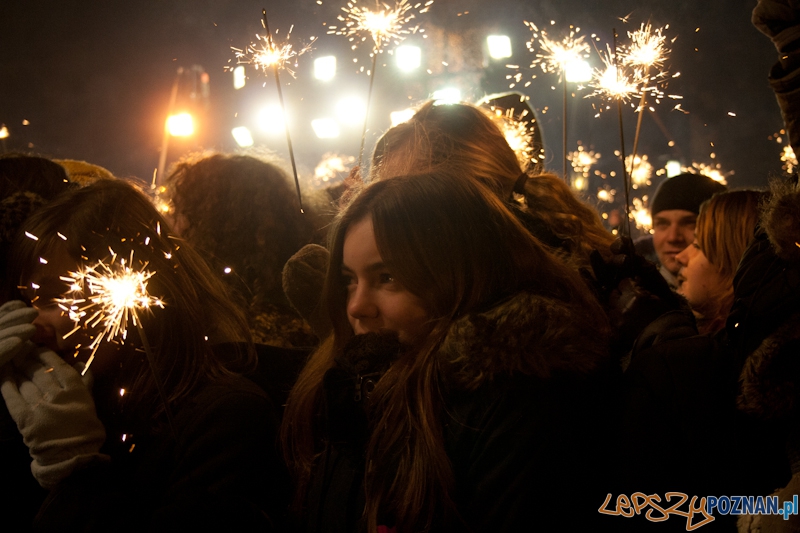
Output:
top-left (342, 216), bottom-right (431, 344)
top-left (675, 241), bottom-right (729, 318)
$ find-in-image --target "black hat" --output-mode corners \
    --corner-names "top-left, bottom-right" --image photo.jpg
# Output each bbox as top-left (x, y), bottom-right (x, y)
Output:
top-left (650, 172), bottom-right (728, 216)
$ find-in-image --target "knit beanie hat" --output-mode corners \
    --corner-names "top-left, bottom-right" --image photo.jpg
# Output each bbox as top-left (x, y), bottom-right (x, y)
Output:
top-left (55, 159), bottom-right (115, 185)
top-left (650, 172), bottom-right (727, 216)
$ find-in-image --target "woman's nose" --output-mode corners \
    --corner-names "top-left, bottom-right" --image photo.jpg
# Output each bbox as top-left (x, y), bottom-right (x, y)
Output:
top-left (675, 248), bottom-right (689, 267)
top-left (347, 284), bottom-right (378, 320)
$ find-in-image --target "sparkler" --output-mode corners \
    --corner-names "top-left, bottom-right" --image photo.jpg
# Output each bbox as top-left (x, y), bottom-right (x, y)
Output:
top-left (568, 144), bottom-right (600, 178)
top-left (312, 152), bottom-right (356, 189)
top-left (770, 130), bottom-right (798, 174)
top-left (597, 188), bottom-right (616, 203)
top-left (231, 26), bottom-right (313, 78)
top-left (585, 23), bottom-right (678, 235)
top-left (612, 30), bottom-right (633, 236)
top-left (328, 0), bottom-right (432, 51)
top-left (56, 248), bottom-right (178, 439)
top-left (56, 250), bottom-right (164, 372)
top-left (232, 11), bottom-right (310, 212)
top-left (524, 21), bottom-right (590, 180)
top-left (625, 154), bottom-right (653, 187)
top-left (631, 196), bottom-right (652, 233)
top-left (621, 23), bottom-right (674, 186)
top-left (782, 145), bottom-right (798, 174)
top-left (329, 0), bottom-right (434, 170)
top-left (682, 162), bottom-right (732, 186)
top-left (488, 107), bottom-right (538, 169)
top-left (586, 46), bottom-right (639, 105)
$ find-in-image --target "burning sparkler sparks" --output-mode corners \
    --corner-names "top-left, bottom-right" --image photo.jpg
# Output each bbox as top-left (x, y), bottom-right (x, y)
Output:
top-left (487, 107), bottom-right (539, 167)
top-left (231, 26), bottom-right (314, 78)
top-left (524, 22), bottom-right (590, 79)
top-left (586, 46), bottom-right (639, 106)
top-left (631, 196), bottom-right (652, 233)
top-left (682, 162), bottom-right (732, 186)
top-left (626, 154), bottom-right (653, 187)
top-left (597, 188), bottom-right (616, 203)
top-left (328, 0), bottom-right (433, 52)
top-left (312, 152), bottom-right (356, 188)
top-left (782, 145), bottom-right (798, 174)
top-left (568, 144), bottom-right (600, 177)
top-left (620, 23), bottom-right (669, 72)
top-left (770, 130), bottom-right (798, 174)
top-left (56, 250), bottom-right (164, 371)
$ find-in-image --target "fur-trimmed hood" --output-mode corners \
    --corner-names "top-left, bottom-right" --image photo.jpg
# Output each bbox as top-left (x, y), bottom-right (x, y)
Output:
top-left (436, 291), bottom-right (611, 391)
top-left (762, 178), bottom-right (800, 263)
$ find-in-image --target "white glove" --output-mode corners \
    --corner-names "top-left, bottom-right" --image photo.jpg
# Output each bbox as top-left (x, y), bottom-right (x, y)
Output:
top-left (0, 300), bottom-right (38, 368)
top-left (1, 347), bottom-right (109, 489)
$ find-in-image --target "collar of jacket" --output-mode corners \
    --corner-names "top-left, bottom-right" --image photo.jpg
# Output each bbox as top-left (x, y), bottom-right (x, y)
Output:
top-left (435, 291), bottom-right (610, 391)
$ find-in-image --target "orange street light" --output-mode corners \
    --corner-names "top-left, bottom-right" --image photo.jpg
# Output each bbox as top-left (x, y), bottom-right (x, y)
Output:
top-left (166, 112), bottom-right (194, 137)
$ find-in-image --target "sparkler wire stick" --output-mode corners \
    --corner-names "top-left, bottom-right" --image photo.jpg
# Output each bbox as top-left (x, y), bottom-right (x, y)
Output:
top-left (613, 29), bottom-right (632, 237)
top-left (563, 81), bottom-right (568, 180)
top-left (358, 52), bottom-right (379, 173)
top-left (261, 9), bottom-right (305, 213)
top-left (628, 89), bottom-right (648, 184)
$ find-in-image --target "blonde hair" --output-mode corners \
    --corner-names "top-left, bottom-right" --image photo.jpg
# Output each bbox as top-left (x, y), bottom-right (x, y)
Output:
top-left (696, 190), bottom-right (765, 282)
top-left (693, 190), bottom-right (765, 334)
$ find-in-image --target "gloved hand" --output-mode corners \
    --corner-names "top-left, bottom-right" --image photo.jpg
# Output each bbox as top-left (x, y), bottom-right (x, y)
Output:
top-left (0, 300), bottom-right (38, 368)
top-left (591, 236), bottom-right (689, 357)
top-left (1, 346), bottom-right (108, 489)
top-left (753, 0), bottom-right (800, 53)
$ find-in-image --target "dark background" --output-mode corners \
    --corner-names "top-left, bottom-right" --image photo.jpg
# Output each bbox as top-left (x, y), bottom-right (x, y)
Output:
top-left (0, 0), bottom-right (785, 202)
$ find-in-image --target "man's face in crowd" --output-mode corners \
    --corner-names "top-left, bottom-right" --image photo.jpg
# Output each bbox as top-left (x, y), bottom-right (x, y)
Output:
top-left (652, 209), bottom-right (697, 275)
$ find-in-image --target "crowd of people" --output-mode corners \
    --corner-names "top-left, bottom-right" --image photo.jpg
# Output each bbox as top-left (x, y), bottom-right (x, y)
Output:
top-left (1, 1), bottom-right (800, 531)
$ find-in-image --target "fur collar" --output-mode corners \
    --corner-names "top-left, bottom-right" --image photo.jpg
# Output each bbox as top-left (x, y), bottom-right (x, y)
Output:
top-left (762, 178), bottom-right (800, 263)
top-left (738, 311), bottom-right (800, 420)
top-left (436, 291), bottom-right (610, 391)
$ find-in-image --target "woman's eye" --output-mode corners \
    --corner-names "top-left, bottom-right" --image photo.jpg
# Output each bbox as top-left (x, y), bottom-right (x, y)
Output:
top-left (379, 273), bottom-right (395, 284)
top-left (341, 273), bottom-right (356, 287)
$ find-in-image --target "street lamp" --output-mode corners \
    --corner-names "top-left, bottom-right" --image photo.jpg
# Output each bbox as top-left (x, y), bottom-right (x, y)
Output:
top-left (166, 113), bottom-right (194, 137)
top-left (156, 66), bottom-right (207, 185)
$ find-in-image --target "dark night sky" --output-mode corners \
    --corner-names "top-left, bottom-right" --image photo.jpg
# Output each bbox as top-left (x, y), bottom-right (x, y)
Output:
top-left (0, 0), bottom-right (785, 194)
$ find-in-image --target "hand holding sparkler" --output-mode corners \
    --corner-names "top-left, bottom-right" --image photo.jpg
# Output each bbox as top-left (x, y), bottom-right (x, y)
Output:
top-left (1, 346), bottom-right (109, 489)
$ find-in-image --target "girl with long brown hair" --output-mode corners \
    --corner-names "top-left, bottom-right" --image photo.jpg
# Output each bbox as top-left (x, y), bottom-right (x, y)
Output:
top-left (2, 179), bottom-right (288, 531)
top-left (282, 171), bottom-right (613, 532)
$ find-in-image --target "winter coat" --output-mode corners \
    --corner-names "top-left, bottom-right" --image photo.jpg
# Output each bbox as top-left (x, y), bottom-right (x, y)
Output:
top-left (30, 345), bottom-right (290, 532)
top-left (733, 180), bottom-right (800, 532)
top-left (302, 290), bottom-right (615, 532)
